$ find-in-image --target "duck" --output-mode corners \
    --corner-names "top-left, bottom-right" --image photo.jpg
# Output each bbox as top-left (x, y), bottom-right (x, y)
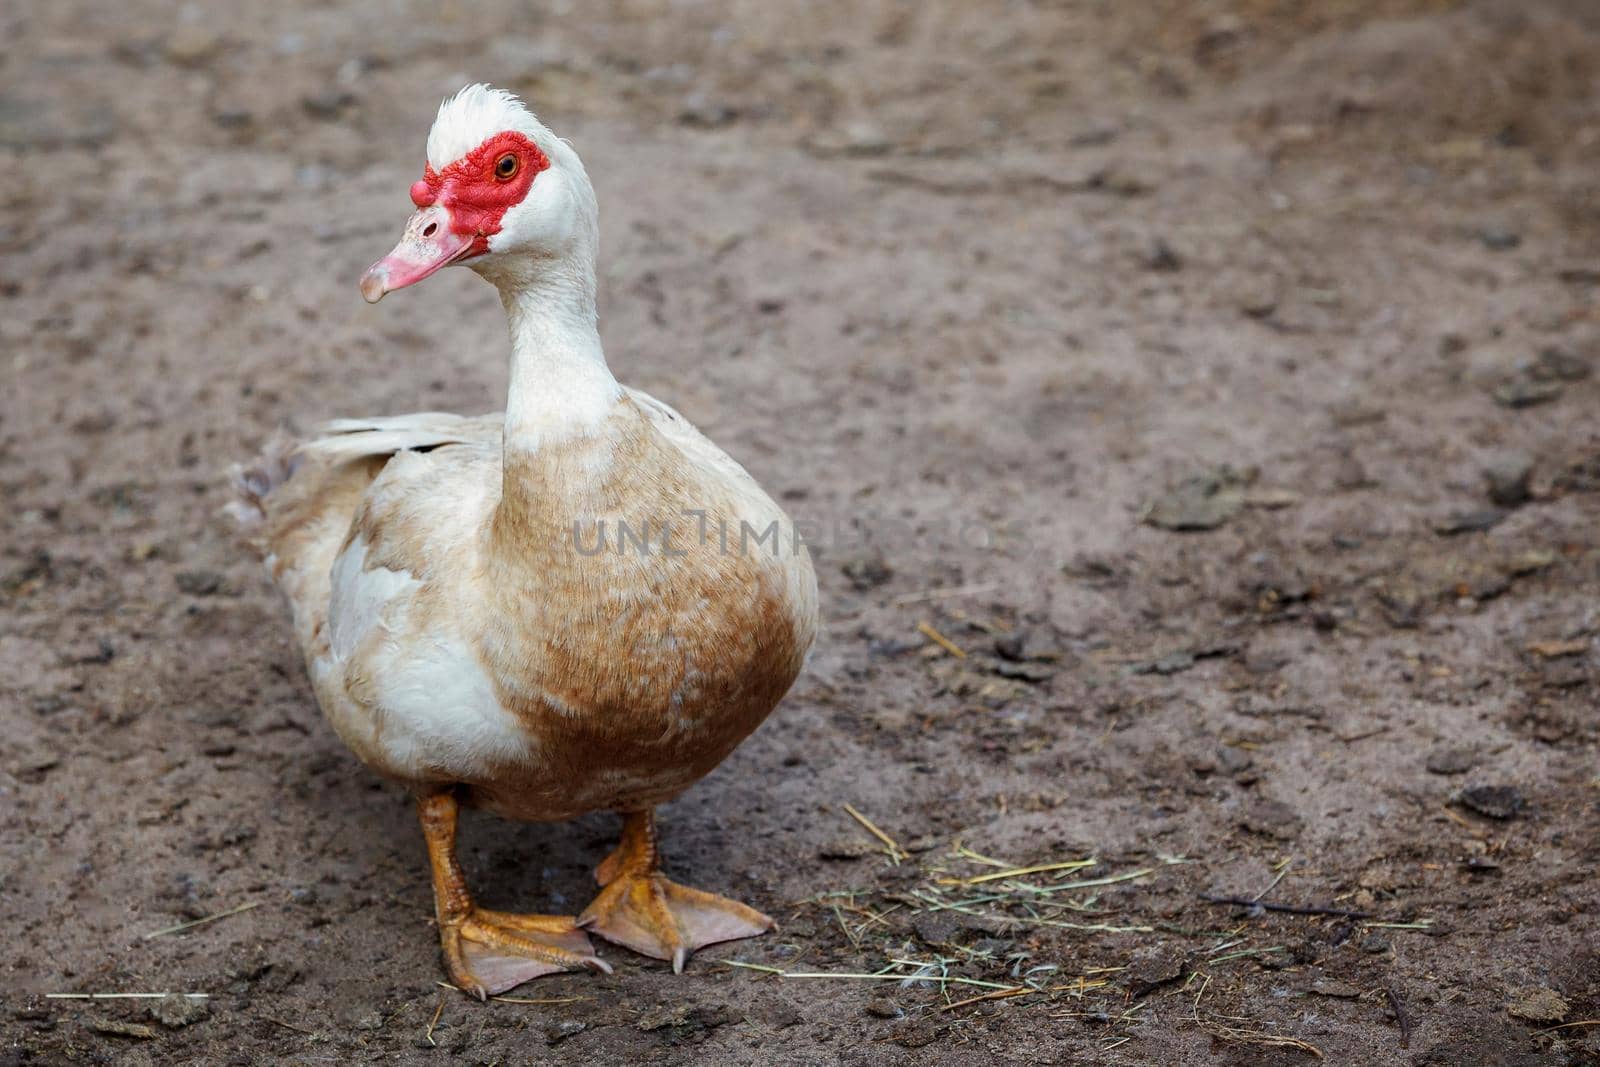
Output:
top-left (230, 84), bottom-right (819, 998)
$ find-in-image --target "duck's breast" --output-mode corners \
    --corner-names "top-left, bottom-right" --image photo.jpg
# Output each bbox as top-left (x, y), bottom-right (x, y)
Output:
top-left (468, 400), bottom-right (818, 817)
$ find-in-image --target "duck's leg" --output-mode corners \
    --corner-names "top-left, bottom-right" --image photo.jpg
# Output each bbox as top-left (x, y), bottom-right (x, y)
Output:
top-left (417, 791), bottom-right (611, 998)
top-left (577, 809), bottom-right (774, 972)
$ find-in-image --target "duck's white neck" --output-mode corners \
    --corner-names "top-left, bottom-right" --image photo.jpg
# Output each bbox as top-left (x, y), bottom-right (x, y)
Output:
top-left (494, 263), bottom-right (621, 451)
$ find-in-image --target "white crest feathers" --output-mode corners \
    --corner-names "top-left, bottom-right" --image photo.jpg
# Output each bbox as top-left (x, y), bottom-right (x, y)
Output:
top-left (426, 84), bottom-right (544, 171)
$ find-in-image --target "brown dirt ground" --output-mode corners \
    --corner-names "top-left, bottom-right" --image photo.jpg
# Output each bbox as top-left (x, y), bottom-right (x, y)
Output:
top-left (5, 1), bottom-right (1600, 1063)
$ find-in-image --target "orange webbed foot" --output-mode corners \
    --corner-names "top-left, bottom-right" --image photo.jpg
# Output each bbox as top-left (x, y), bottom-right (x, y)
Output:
top-left (442, 909), bottom-right (612, 999)
top-left (577, 810), bottom-right (774, 973)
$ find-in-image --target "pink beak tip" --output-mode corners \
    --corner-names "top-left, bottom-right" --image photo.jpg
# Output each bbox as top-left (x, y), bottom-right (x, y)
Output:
top-left (360, 205), bottom-right (475, 305)
top-left (359, 266), bottom-right (389, 304)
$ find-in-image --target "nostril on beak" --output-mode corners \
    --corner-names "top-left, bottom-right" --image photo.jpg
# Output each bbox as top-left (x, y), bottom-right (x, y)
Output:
top-left (422, 222), bottom-right (438, 238)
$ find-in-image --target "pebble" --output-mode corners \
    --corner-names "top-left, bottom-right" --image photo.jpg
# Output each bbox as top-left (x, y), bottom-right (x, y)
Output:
top-left (212, 108), bottom-right (254, 131)
top-left (1477, 226), bottom-right (1521, 251)
top-left (839, 121), bottom-right (893, 155)
top-left (678, 93), bottom-right (738, 129)
top-left (763, 1003), bottom-right (804, 1029)
top-left (1424, 746), bottom-right (1476, 776)
top-left (1125, 945), bottom-right (1187, 995)
top-left (806, 120), bottom-right (893, 157)
top-left (1482, 451), bottom-right (1533, 508)
top-left (340, 1011), bottom-right (384, 1036)
top-left (1329, 402), bottom-right (1387, 428)
top-left (1308, 978), bottom-right (1362, 998)
top-left (1145, 238), bottom-right (1183, 272)
top-left (994, 630), bottom-right (1036, 661)
top-left (176, 569), bottom-right (224, 596)
top-left (88, 1018), bottom-right (158, 1040)
top-left (841, 553), bottom-right (892, 591)
top-left (64, 638), bottom-right (115, 666)
top-left (544, 1020), bottom-right (587, 1046)
top-left (1432, 508), bottom-right (1506, 536)
top-left (1507, 985), bottom-right (1569, 1023)
top-left (892, 1020), bottom-right (946, 1048)
top-left (1506, 550), bottom-right (1557, 576)
top-left (990, 659), bottom-right (1056, 683)
top-left (635, 1003), bottom-right (739, 1033)
top-left (1218, 746), bottom-right (1254, 776)
top-left (1238, 798), bottom-right (1303, 841)
top-left (1089, 161), bottom-right (1158, 197)
top-left (865, 997), bottom-right (903, 1019)
top-left (1232, 275), bottom-right (1281, 318)
top-left (1493, 376), bottom-right (1562, 408)
top-left (150, 993), bottom-right (209, 1029)
top-left (1333, 454), bottom-right (1375, 490)
top-left (1534, 345), bottom-right (1592, 382)
top-left (817, 839), bottom-right (874, 860)
top-left (1142, 473), bottom-right (1244, 532)
top-left (1453, 784), bottom-right (1525, 820)
top-left (1526, 638), bottom-right (1589, 658)
top-left (164, 25), bottom-right (222, 67)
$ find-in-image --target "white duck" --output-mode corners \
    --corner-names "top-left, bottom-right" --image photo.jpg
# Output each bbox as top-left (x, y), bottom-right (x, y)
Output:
top-left (232, 85), bottom-right (819, 997)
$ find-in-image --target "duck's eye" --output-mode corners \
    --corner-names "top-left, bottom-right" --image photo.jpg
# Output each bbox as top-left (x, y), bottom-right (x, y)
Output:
top-left (494, 153), bottom-right (519, 180)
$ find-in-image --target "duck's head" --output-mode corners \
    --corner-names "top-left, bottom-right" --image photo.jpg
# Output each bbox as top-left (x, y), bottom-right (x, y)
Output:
top-left (360, 84), bottom-right (596, 303)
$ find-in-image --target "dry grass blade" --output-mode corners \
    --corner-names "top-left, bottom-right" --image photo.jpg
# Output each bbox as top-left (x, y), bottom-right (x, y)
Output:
top-left (916, 620), bottom-right (967, 657)
top-left (951, 843), bottom-right (1014, 868)
top-left (1201, 894), bottom-right (1370, 919)
top-left (908, 848), bottom-right (1162, 948)
top-left (141, 901), bottom-right (261, 940)
top-left (724, 959), bottom-right (1017, 992)
top-left (1440, 804), bottom-right (1489, 838)
top-left (424, 993), bottom-right (446, 1047)
top-left (947, 977), bottom-right (1115, 1012)
top-left (722, 960), bottom-right (785, 976)
top-left (1210, 946), bottom-right (1287, 964)
top-left (1028, 867), bottom-right (1155, 893)
top-left (956, 858), bottom-right (1097, 885)
top-left (938, 986), bottom-right (1032, 1012)
top-left (1202, 1023), bottom-right (1324, 1058)
top-left (842, 803), bottom-right (908, 863)
top-left (1535, 1020), bottom-right (1600, 1034)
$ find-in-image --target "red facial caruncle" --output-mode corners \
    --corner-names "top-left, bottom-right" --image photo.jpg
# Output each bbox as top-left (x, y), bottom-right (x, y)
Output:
top-left (410, 132), bottom-right (550, 257)
top-left (359, 132), bottom-right (551, 303)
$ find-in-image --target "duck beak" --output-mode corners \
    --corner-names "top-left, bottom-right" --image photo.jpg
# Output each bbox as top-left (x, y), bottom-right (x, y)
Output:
top-left (359, 204), bottom-right (476, 303)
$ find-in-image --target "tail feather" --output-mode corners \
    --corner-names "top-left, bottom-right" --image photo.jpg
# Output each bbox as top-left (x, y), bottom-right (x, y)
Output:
top-left (225, 413), bottom-right (496, 567)
top-left (225, 433), bottom-right (301, 534)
